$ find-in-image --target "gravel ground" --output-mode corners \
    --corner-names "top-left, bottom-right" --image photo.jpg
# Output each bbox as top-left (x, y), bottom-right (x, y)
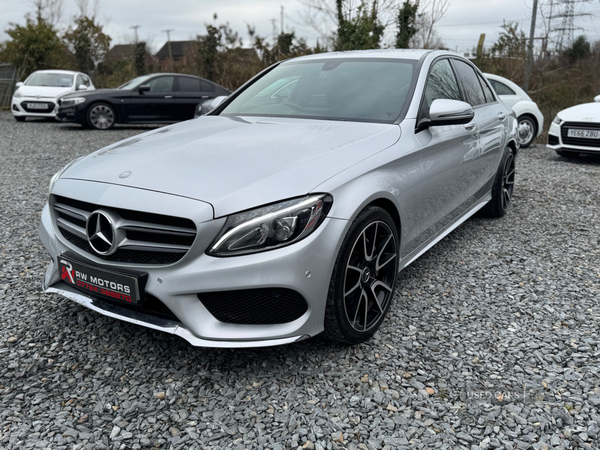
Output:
top-left (1, 112), bottom-right (599, 450)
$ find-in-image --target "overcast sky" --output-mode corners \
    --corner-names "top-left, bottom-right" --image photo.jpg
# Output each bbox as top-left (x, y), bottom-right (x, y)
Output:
top-left (1, 0), bottom-right (599, 55)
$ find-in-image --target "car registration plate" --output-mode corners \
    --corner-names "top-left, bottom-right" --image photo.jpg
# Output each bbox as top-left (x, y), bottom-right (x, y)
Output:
top-left (567, 128), bottom-right (600, 139)
top-left (58, 256), bottom-right (142, 304)
top-left (26, 103), bottom-right (49, 109)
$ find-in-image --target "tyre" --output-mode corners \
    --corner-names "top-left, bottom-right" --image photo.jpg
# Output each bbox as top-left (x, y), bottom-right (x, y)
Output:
top-left (14, 116), bottom-right (26, 122)
top-left (483, 146), bottom-right (515, 218)
top-left (556, 150), bottom-right (579, 158)
top-left (517, 114), bottom-right (537, 148)
top-left (87, 103), bottom-right (116, 130)
top-left (323, 206), bottom-right (399, 344)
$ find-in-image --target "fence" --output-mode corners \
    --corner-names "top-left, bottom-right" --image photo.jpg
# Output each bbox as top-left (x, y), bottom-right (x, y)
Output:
top-left (0, 64), bottom-right (18, 110)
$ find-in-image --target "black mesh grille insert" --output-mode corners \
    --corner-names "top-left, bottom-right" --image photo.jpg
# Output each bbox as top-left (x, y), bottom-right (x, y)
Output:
top-left (548, 134), bottom-right (559, 146)
top-left (561, 122), bottom-right (600, 148)
top-left (91, 293), bottom-right (181, 323)
top-left (197, 288), bottom-right (308, 325)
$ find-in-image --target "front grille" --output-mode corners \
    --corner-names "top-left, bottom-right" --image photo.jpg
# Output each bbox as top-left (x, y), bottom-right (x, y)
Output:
top-left (561, 122), bottom-right (600, 148)
top-left (53, 195), bottom-right (197, 265)
top-left (20, 101), bottom-right (55, 113)
top-left (197, 288), bottom-right (308, 325)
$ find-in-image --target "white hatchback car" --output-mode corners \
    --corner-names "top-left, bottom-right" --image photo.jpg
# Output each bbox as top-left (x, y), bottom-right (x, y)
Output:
top-left (485, 73), bottom-right (544, 148)
top-left (12, 70), bottom-right (95, 121)
top-left (547, 96), bottom-right (600, 157)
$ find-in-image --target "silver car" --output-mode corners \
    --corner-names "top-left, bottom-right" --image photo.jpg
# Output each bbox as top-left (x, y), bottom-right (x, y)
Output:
top-left (40, 50), bottom-right (518, 348)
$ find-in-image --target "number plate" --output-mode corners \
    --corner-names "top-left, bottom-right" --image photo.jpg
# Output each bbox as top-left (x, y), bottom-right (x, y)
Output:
top-left (567, 128), bottom-right (600, 139)
top-left (58, 256), bottom-right (142, 304)
top-left (26, 103), bottom-right (49, 109)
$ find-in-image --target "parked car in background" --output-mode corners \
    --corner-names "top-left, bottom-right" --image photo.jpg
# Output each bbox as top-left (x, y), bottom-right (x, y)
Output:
top-left (11, 70), bottom-right (94, 122)
top-left (484, 73), bottom-right (543, 148)
top-left (57, 73), bottom-right (231, 130)
top-left (547, 95), bottom-right (600, 157)
top-left (41, 50), bottom-right (518, 348)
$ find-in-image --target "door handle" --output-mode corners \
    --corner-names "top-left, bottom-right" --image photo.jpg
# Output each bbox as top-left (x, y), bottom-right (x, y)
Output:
top-left (201, 95), bottom-right (209, 99)
top-left (164, 95), bottom-right (172, 99)
top-left (498, 112), bottom-right (506, 120)
top-left (464, 122), bottom-right (476, 131)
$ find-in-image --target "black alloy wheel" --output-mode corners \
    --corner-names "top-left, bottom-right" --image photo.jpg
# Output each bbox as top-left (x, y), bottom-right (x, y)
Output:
top-left (324, 207), bottom-right (398, 344)
top-left (483, 146), bottom-right (515, 217)
top-left (87, 103), bottom-right (116, 130)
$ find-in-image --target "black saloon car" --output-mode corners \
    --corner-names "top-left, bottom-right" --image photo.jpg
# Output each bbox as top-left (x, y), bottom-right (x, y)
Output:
top-left (57, 73), bottom-right (231, 130)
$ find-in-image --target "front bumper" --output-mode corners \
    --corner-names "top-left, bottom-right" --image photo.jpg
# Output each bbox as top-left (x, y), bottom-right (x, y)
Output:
top-left (56, 104), bottom-right (86, 124)
top-left (39, 180), bottom-right (347, 347)
top-left (547, 121), bottom-right (600, 154)
top-left (12, 98), bottom-right (58, 118)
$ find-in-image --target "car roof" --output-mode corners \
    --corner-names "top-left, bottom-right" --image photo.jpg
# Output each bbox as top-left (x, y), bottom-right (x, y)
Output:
top-left (286, 49), bottom-right (454, 63)
top-left (32, 70), bottom-right (81, 75)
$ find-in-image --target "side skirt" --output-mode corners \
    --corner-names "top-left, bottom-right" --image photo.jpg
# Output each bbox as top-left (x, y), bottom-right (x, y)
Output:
top-left (398, 192), bottom-right (491, 271)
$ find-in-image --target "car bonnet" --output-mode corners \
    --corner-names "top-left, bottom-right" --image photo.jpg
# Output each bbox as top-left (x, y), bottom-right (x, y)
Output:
top-left (59, 115), bottom-right (401, 218)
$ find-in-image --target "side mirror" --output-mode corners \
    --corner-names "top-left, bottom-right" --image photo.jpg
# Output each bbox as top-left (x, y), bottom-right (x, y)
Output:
top-left (78, 84), bottom-right (88, 91)
top-left (429, 99), bottom-right (475, 126)
top-left (208, 96), bottom-right (228, 112)
top-left (15, 82), bottom-right (23, 88)
top-left (594, 95), bottom-right (600, 103)
top-left (138, 85), bottom-right (151, 94)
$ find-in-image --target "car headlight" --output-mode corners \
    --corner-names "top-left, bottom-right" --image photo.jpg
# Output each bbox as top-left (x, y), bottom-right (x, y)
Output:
top-left (13, 90), bottom-right (23, 98)
top-left (553, 115), bottom-right (563, 125)
top-left (49, 156), bottom-right (84, 194)
top-left (207, 194), bottom-right (333, 257)
top-left (61, 97), bottom-right (86, 107)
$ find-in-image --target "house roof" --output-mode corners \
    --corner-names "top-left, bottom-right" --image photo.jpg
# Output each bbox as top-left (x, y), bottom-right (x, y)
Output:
top-left (156, 40), bottom-right (198, 59)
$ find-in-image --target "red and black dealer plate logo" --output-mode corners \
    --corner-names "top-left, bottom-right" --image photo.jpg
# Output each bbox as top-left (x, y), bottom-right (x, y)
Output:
top-left (58, 256), bottom-right (141, 304)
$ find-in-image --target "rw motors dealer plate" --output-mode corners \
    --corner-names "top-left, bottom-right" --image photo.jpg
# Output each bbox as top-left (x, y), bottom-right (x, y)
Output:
top-left (58, 256), bottom-right (142, 304)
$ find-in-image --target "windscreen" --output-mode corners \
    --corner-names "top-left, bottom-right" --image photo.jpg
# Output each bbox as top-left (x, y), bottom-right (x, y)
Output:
top-left (220, 58), bottom-right (416, 123)
top-left (118, 75), bottom-right (153, 90)
top-left (25, 72), bottom-right (74, 87)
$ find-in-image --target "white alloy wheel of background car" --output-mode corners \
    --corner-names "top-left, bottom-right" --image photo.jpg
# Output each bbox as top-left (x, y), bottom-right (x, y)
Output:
top-left (484, 73), bottom-right (544, 148)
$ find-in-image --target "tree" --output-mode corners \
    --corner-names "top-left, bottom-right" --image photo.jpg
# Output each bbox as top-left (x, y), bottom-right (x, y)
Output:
top-left (396, 0), bottom-right (419, 48)
top-left (1, 13), bottom-right (67, 79)
top-left (64, 16), bottom-right (111, 74)
top-left (334, 0), bottom-right (385, 51)
top-left (299, 0), bottom-right (398, 47)
top-left (134, 41), bottom-right (147, 76)
top-left (197, 22), bottom-right (223, 81)
top-left (492, 21), bottom-right (527, 58)
top-left (410, 0), bottom-right (448, 49)
top-left (564, 35), bottom-right (590, 64)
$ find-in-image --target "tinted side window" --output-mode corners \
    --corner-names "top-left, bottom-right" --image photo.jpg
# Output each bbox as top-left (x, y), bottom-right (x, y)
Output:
top-left (489, 79), bottom-right (516, 96)
top-left (452, 60), bottom-right (486, 106)
top-left (424, 59), bottom-right (461, 108)
top-left (199, 80), bottom-right (215, 92)
top-left (478, 74), bottom-right (496, 103)
top-left (148, 76), bottom-right (174, 92)
top-left (178, 77), bottom-right (201, 92)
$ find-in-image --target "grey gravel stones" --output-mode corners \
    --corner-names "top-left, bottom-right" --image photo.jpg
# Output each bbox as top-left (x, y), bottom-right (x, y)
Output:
top-left (1, 114), bottom-right (599, 450)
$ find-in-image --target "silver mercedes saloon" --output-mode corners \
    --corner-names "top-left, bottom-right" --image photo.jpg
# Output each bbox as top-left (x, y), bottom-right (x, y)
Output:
top-left (40, 49), bottom-right (518, 348)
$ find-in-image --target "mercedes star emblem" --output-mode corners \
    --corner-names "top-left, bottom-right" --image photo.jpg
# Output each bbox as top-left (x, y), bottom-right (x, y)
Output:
top-left (86, 211), bottom-right (117, 255)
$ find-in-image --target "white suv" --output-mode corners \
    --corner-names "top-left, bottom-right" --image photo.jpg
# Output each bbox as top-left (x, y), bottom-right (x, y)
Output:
top-left (12, 70), bottom-right (95, 121)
